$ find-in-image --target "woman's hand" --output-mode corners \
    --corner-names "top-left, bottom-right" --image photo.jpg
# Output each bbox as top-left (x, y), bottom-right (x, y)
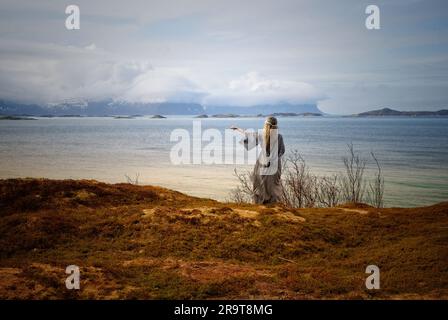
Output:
top-left (230, 126), bottom-right (245, 135)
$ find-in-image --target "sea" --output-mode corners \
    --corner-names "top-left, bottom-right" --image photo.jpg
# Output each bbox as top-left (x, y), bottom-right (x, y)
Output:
top-left (1, 116), bottom-right (447, 207)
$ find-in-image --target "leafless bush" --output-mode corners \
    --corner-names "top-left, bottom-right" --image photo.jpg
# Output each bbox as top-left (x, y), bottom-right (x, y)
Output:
top-left (341, 143), bottom-right (366, 203)
top-left (228, 169), bottom-right (255, 203)
top-left (282, 150), bottom-right (317, 208)
top-left (124, 173), bottom-right (140, 185)
top-left (229, 150), bottom-right (342, 208)
top-left (228, 186), bottom-right (247, 204)
top-left (367, 152), bottom-right (385, 208)
top-left (229, 145), bottom-right (385, 208)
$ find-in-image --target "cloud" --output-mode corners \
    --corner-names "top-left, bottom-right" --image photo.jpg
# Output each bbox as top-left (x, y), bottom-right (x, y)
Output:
top-left (1, 0), bottom-right (447, 112)
top-left (0, 40), bottom-right (319, 107)
top-left (0, 40), bottom-right (206, 105)
top-left (204, 72), bottom-right (324, 106)
top-left (116, 68), bottom-right (207, 104)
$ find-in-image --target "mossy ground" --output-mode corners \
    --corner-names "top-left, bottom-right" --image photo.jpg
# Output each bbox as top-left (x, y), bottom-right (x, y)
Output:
top-left (0, 178), bottom-right (447, 299)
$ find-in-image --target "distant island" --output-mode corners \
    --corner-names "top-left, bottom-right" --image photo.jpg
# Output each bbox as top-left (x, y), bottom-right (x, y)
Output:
top-left (151, 115), bottom-right (166, 119)
top-left (205, 103), bottom-right (322, 116)
top-left (207, 112), bottom-right (322, 118)
top-left (269, 112), bottom-right (322, 117)
top-left (354, 107), bottom-right (448, 117)
top-left (113, 115), bottom-right (136, 119)
top-left (6, 99), bottom-right (447, 119)
top-left (211, 114), bottom-right (239, 118)
top-left (0, 115), bottom-right (36, 120)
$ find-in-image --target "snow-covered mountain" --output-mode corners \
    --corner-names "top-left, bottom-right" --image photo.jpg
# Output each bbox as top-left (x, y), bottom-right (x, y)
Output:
top-left (0, 99), bottom-right (322, 116)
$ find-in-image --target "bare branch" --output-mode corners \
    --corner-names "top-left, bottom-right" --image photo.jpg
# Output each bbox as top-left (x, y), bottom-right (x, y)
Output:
top-left (367, 152), bottom-right (385, 208)
top-left (124, 173), bottom-right (140, 185)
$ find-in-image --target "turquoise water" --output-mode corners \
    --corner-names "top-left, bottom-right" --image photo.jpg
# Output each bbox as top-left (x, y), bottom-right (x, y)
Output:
top-left (0, 116), bottom-right (447, 207)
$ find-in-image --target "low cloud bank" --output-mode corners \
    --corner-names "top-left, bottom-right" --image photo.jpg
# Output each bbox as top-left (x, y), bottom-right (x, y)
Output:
top-left (204, 72), bottom-right (324, 107)
top-left (0, 42), bottom-right (323, 107)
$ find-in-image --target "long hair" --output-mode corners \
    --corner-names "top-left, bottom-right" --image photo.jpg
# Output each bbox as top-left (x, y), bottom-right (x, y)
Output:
top-left (263, 117), bottom-right (278, 157)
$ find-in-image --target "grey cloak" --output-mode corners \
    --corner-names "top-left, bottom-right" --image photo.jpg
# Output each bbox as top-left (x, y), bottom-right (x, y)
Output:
top-left (243, 131), bottom-right (285, 204)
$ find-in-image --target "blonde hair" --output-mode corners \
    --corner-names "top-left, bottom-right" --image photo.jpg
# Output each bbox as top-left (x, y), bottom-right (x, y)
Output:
top-left (263, 117), bottom-right (278, 156)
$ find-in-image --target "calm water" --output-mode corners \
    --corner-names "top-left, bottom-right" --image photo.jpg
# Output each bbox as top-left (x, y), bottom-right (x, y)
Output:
top-left (1, 116), bottom-right (447, 207)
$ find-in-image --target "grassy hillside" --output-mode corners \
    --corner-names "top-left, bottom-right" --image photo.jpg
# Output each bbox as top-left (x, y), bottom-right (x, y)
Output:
top-left (0, 178), bottom-right (447, 299)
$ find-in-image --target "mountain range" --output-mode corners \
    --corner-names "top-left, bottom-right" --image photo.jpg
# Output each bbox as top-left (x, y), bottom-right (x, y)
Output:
top-left (0, 99), bottom-right (322, 116)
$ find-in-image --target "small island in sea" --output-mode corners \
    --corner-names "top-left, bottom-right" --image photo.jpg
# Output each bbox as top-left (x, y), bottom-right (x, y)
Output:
top-left (211, 114), bottom-right (240, 118)
top-left (353, 107), bottom-right (448, 117)
top-left (0, 115), bottom-right (36, 120)
top-left (113, 115), bottom-right (136, 119)
top-left (269, 112), bottom-right (322, 117)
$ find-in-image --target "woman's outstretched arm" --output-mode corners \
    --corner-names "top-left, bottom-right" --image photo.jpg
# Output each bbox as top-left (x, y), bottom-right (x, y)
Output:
top-left (231, 126), bottom-right (259, 150)
top-left (229, 126), bottom-right (246, 135)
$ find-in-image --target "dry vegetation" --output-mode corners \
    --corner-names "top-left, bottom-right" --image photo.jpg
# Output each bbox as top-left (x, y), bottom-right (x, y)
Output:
top-left (230, 144), bottom-right (385, 208)
top-left (0, 178), bottom-right (447, 299)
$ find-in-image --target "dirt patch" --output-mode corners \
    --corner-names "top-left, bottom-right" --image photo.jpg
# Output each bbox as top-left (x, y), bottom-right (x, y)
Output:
top-left (339, 208), bottom-right (369, 215)
top-left (142, 206), bottom-right (303, 224)
top-left (274, 210), bottom-right (306, 223)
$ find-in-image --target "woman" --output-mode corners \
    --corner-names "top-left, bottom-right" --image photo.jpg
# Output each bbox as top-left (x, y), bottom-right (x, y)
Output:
top-left (231, 116), bottom-right (285, 204)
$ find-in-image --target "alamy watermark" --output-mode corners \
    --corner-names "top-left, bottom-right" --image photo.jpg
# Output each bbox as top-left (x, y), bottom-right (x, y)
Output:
top-left (65, 265), bottom-right (80, 290)
top-left (169, 121), bottom-right (279, 175)
top-left (65, 5), bottom-right (80, 30)
top-left (62, 263), bottom-right (380, 291)
top-left (365, 5), bottom-right (380, 30)
top-left (365, 265), bottom-right (380, 289)
top-left (65, 4), bottom-right (380, 31)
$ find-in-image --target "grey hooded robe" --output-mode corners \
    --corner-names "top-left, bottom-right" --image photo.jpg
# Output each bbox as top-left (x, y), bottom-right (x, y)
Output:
top-left (243, 131), bottom-right (285, 204)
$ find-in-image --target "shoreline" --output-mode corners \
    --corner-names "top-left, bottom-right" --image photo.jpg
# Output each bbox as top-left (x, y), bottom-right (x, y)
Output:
top-left (0, 175), bottom-right (444, 208)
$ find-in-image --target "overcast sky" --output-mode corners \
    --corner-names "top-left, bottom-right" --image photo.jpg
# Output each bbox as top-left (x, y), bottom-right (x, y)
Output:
top-left (0, 0), bottom-right (447, 114)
